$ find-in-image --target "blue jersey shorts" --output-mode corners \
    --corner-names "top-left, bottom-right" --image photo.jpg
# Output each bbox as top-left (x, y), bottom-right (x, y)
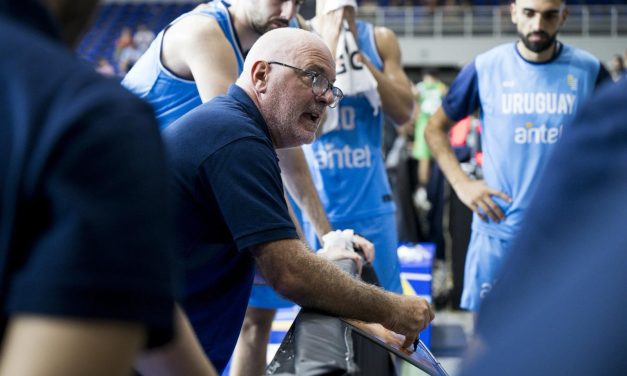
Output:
top-left (461, 230), bottom-right (512, 311)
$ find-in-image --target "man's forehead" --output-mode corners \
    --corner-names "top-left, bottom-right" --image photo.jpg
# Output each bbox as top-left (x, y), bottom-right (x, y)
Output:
top-left (304, 59), bottom-right (335, 78)
top-left (306, 60), bottom-right (333, 72)
top-left (515, 0), bottom-right (564, 11)
top-left (296, 47), bottom-right (334, 74)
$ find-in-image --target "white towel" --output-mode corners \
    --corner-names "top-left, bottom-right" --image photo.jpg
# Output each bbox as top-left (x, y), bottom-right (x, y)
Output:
top-left (319, 20), bottom-right (381, 135)
top-left (323, 0), bottom-right (358, 14)
top-left (320, 229), bottom-right (354, 252)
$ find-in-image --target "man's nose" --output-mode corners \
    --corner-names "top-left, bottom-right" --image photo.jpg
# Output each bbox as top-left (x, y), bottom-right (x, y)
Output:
top-left (530, 13), bottom-right (545, 31)
top-left (318, 89), bottom-right (334, 107)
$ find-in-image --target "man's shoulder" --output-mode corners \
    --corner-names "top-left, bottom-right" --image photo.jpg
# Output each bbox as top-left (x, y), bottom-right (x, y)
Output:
top-left (183, 94), bottom-right (259, 131)
top-left (168, 10), bottom-right (223, 35)
top-left (164, 95), bottom-right (270, 156)
top-left (471, 43), bottom-right (520, 77)
top-left (371, 23), bottom-right (396, 45)
top-left (165, 3), bottom-right (228, 41)
top-left (561, 43), bottom-right (601, 66)
top-left (478, 42), bottom-right (515, 61)
top-left (162, 5), bottom-right (238, 71)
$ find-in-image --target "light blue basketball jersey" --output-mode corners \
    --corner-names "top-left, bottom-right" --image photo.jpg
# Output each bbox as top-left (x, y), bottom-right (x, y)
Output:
top-left (444, 43), bottom-right (601, 239)
top-left (303, 21), bottom-right (395, 223)
top-left (122, 0), bottom-right (244, 129)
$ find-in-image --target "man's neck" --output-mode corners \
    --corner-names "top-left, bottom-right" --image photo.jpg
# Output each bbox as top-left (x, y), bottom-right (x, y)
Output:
top-left (228, 6), bottom-right (261, 54)
top-left (516, 40), bottom-right (558, 63)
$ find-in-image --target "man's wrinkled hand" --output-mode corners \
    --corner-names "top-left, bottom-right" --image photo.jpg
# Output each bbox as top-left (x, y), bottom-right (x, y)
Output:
top-left (385, 295), bottom-right (434, 351)
top-left (368, 323), bottom-right (405, 348)
top-left (349, 321), bottom-right (405, 348)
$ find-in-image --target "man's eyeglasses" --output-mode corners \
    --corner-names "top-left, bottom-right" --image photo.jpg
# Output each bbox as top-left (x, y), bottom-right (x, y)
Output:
top-left (267, 61), bottom-right (344, 108)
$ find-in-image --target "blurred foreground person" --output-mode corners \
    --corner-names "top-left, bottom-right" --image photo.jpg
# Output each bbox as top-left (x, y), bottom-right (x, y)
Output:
top-left (0, 0), bottom-right (214, 375)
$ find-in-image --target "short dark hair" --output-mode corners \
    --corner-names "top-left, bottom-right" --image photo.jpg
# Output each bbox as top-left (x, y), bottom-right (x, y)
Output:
top-left (511, 0), bottom-right (566, 4)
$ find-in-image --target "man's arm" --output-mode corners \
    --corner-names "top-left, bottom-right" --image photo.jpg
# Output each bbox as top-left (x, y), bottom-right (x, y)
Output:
top-left (251, 239), bottom-right (434, 349)
top-left (161, 14), bottom-right (240, 100)
top-left (278, 148), bottom-right (333, 240)
top-left (365, 26), bottom-right (415, 125)
top-left (135, 306), bottom-right (217, 376)
top-left (401, 99), bottom-right (419, 139)
top-left (312, 11), bottom-right (414, 126)
top-left (0, 317), bottom-right (144, 376)
top-left (425, 107), bottom-right (509, 221)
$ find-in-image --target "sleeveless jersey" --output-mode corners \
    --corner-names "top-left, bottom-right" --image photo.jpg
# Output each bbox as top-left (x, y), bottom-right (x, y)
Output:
top-left (442, 43), bottom-right (602, 239)
top-left (303, 21), bottom-right (395, 222)
top-left (122, 0), bottom-right (244, 129)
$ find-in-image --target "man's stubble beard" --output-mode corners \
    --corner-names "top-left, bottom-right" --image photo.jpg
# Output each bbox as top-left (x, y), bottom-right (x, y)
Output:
top-left (518, 30), bottom-right (558, 54)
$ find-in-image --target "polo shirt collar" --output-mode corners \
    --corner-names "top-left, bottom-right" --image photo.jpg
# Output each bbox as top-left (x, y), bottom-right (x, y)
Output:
top-left (227, 84), bottom-right (273, 141)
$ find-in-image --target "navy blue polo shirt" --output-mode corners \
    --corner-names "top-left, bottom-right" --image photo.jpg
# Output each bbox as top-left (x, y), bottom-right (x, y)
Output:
top-left (163, 84), bottom-right (298, 373)
top-left (0, 8), bottom-right (176, 347)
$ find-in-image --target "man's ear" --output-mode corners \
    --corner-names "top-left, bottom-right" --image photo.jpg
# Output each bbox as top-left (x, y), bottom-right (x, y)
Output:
top-left (251, 60), bottom-right (269, 93)
top-left (510, 1), bottom-right (518, 24)
top-left (560, 8), bottom-right (569, 27)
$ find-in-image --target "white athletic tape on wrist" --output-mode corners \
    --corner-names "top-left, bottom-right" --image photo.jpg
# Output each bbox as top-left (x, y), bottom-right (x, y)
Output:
top-left (320, 229), bottom-right (355, 253)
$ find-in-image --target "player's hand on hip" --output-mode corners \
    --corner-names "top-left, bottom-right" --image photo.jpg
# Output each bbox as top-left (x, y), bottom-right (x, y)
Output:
top-left (455, 180), bottom-right (511, 222)
top-left (385, 295), bottom-right (434, 350)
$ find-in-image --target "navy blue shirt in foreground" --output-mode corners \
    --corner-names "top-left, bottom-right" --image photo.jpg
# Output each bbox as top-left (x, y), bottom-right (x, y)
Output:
top-left (0, 8), bottom-right (176, 347)
top-left (163, 84), bottom-right (298, 373)
top-left (461, 79), bottom-right (627, 375)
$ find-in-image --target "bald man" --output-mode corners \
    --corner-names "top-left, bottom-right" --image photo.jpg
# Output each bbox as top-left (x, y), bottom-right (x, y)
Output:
top-left (123, 0), bottom-right (336, 256)
top-left (163, 28), bottom-right (434, 373)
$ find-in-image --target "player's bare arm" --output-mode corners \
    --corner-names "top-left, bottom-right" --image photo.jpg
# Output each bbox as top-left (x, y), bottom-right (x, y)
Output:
top-left (0, 317), bottom-right (144, 376)
top-left (363, 26), bottom-right (415, 125)
top-left (135, 306), bottom-right (218, 376)
top-left (251, 239), bottom-right (434, 349)
top-left (279, 148), bottom-right (333, 239)
top-left (425, 107), bottom-right (511, 221)
top-left (162, 14), bottom-right (239, 100)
